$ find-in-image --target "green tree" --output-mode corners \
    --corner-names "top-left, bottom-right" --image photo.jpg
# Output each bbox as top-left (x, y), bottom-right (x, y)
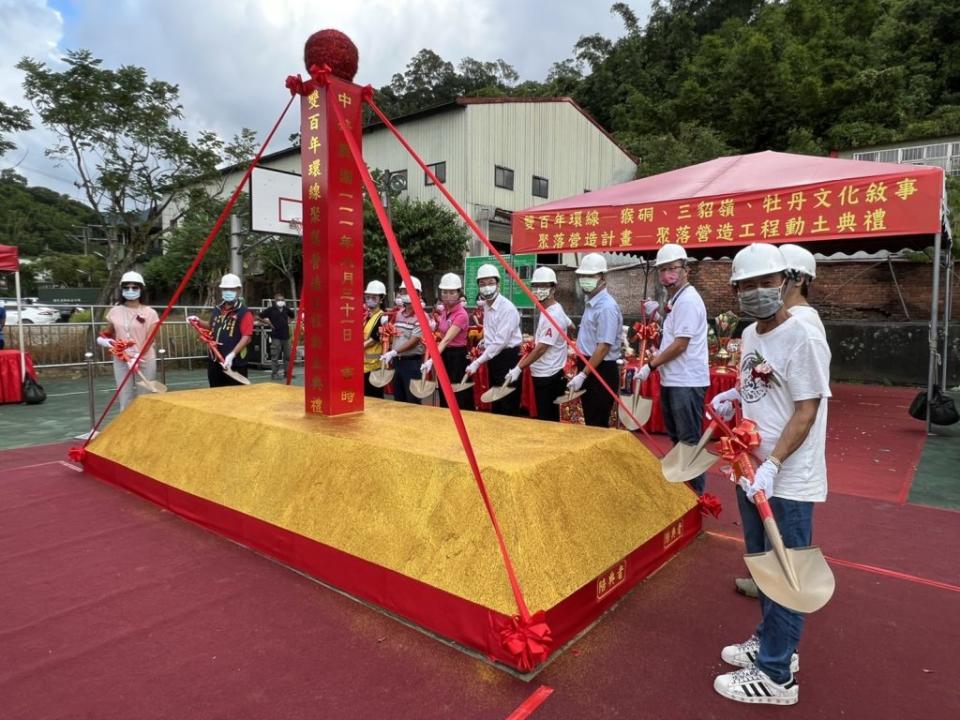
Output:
top-left (16, 50), bottom-right (256, 304)
top-left (0, 100), bottom-right (32, 157)
top-left (33, 252), bottom-right (108, 288)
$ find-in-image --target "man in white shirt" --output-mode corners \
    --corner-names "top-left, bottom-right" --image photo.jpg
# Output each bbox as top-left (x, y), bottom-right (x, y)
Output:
top-left (506, 266), bottom-right (571, 422)
top-left (713, 243), bottom-right (831, 707)
top-left (567, 253), bottom-right (623, 427)
top-left (779, 243), bottom-right (825, 337)
top-left (466, 263), bottom-right (523, 415)
top-left (636, 243), bottom-right (710, 494)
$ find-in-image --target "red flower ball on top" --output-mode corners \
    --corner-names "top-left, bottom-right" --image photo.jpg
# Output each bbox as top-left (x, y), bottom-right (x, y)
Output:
top-left (304, 29), bottom-right (359, 82)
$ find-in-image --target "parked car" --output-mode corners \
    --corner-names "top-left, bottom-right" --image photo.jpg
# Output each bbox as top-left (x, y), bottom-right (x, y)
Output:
top-left (1, 299), bottom-right (59, 325)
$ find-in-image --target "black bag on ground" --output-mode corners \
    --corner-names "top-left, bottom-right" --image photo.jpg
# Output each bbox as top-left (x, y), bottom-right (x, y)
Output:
top-left (22, 375), bottom-right (46, 405)
top-left (908, 385), bottom-right (959, 425)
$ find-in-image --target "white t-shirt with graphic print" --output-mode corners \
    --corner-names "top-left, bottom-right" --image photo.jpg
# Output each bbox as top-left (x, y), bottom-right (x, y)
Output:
top-left (530, 303), bottom-right (571, 377)
top-left (739, 315), bottom-right (832, 502)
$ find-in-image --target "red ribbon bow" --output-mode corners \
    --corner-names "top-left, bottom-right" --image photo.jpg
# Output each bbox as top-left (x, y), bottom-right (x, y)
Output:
top-left (498, 611), bottom-right (553, 672)
top-left (108, 338), bottom-right (136, 362)
top-left (67, 446), bottom-right (87, 463)
top-left (284, 74), bottom-right (306, 96)
top-left (379, 322), bottom-right (397, 351)
top-left (717, 418), bottom-right (760, 461)
top-left (698, 492), bottom-right (723, 518)
top-left (632, 321), bottom-right (660, 341)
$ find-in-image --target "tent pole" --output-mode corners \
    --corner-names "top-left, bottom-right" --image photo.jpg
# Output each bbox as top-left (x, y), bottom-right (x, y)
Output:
top-left (926, 233), bottom-right (942, 434)
top-left (14, 270), bottom-right (25, 382)
top-left (941, 253), bottom-right (953, 389)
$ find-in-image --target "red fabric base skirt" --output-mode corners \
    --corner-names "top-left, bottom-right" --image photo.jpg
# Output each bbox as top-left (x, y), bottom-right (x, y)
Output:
top-left (83, 452), bottom-right (701, 672)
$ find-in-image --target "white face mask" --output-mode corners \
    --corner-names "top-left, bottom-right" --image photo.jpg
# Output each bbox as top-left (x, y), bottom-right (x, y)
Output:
top-left (275, 300), bottom-right (285, 308)
top-left (398, 294), bottom-right (411, 305)
top-left (479, 284), bottom-right (497, 298)
top-left (738, 284), bottom-right (784, 319)
top-left (579, 277), bottom-right (599, 293)
top-left (365, 298), bottom-right (379, 309)
top-left (122, 288), bottom-right (141, 301)
top-left (533, 287), bottom-right (551, 301)
top-left (221, 290), bottom-right (238, 303)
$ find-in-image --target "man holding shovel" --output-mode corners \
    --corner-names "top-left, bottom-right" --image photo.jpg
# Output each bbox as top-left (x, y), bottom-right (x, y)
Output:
top-left (188, 273), bottom-right (254, 387)
top-left (714, 243), bottom-right (831, 706)
top-left (637, 244), bottom-right (709, 493)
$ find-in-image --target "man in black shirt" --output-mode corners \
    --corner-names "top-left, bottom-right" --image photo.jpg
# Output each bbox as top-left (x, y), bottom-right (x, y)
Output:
top-left (259, 293), bottom-right (296, 380)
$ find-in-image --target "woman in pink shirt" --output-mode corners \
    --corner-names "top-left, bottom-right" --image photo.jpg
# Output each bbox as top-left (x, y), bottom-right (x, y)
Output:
top-left (96, 271), bottom-right (160, 410)
top-left (422, 273), bottom-right (473, 410)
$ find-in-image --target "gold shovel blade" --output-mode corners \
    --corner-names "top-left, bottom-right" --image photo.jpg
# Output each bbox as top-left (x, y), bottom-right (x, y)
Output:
top-left (660, 425), bottom-right (719, 483)
top-left (137, 379), bottom-right (167, 393)
top-left (224, 368), bottom-right (251, 385)
top-left (368, 367), bottom-right (395, 388)
top-left (481, 382), bottom-right (516, 404)
top-left (744, 546), bottom-right (836, 614)
top-left (409, 378), bottom-right (438, 399)
top-left (619, 394), bottom-right (652, 430)
top-left (553, 389), bottom-right (586, 405)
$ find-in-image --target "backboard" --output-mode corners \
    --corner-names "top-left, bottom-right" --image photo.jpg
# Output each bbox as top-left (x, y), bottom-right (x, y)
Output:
top-left (250, 166), bottom-right (302, 236)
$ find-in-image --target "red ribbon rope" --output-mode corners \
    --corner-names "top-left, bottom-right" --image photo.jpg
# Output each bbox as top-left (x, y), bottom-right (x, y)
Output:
top-left (75, 92), bottom-right (296, 454)
top-left (329, 97), bottom-right (546, 661)
top-left (363, 95), bottom-right (663, 457)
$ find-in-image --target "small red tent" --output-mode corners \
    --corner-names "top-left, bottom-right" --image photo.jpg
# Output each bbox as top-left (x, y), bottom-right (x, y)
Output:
top-left (0, 244), bottom-right (27, 382)
top-left (512, 151), bottom-right (950, 429)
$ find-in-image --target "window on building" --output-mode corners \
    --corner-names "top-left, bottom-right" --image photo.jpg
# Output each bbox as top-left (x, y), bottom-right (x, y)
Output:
top-left (494, 165), bottom-right (514, 190)
top-left (532, 175), bottom-right (549, 199)
top-left (901, 147), bottom-right (923, 162)
top-left (425, 161), bottom-right (446, 186)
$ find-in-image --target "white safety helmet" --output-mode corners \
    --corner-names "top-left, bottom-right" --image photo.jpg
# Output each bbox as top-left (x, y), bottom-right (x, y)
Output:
top-left (399, 276), bottom-right (422, 293)
top-left (219, 273), bottom-right (242, 289)
top-left (531, 266), bottom-right (557, 284)
top-left (575, 253), bottom-right (607, 275)
top-left (438, 273), bottom-right (462, 290)
top-left (364, 280), bottom-right (387, 295)
top-left (730, 244), bottom-right (788, 284)
top-left (477, 263), bottom-right (500, 281)
top-left (654, 244), bottom-right (688, 268)
top-left (120, 271), bottom-right (145, 286)
top-left (778, 243), bottom-right (817, 280)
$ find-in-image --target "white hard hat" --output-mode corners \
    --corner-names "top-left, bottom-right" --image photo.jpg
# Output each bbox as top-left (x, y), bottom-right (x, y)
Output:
top-left (477, 263), bottom-right (500, 281)
top-left (654, 244), bottom-right (688, 267)
top-left (531, 266), bottom-right (557, 284)
top-left (364, 280), bottom-right (387, 295)
top-left (219, 273), bottom-right (242, 289)
top-left (575, 253), bottom-right (607, 275)
top-left (120, 271), bottom-right (145, 286)
top-left (438, 272), bottom-right (462, 290)
top-left (730, 244), bottom-right (788, 284)
top-left (778, 243), bottom-right (817, 279)
top-left (399, 276), bottom-right (422, 292)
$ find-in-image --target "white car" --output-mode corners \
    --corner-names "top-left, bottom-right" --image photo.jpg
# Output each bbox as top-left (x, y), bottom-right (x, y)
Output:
top-left (2, 300), bottom-right (59, 325)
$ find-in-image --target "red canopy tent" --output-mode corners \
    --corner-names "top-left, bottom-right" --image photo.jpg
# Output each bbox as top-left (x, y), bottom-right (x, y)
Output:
top-left (512, 151), bottom-right (951, 429)
top-left (0, 244), bottom-right (28, 383)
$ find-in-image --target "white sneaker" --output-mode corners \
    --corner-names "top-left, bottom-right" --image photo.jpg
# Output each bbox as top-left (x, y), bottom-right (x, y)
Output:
top-left (721, 635), bottom-right (799, 673)
top-left (714, 665), bottom-right (799, 705)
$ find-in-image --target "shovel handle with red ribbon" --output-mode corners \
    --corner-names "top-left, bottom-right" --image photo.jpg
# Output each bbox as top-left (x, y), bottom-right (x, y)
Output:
top-left (188, 318), bottom-right (250, 385)
top-left (106, 338), bottom-right (166, 393)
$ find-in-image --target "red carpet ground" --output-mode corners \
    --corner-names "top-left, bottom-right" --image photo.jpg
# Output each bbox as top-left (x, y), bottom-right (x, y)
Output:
top-left (1, 439), bottom-right (958, 719)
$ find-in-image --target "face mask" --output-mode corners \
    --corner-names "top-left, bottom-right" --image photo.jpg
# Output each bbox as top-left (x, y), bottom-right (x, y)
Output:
top-left (479, 284), bottom-right (497, 298)
top-left (441, 293), bottom-right (459, 307)
top-left (275, 300), bottom-right (285, 308)
top-left (222, 291), bottom-right (238, 303)
top-left (738, 285), bottom-right (784, 319)
top-left (122, 288), bottom-right (141, 301)
top-left (365, 298), bottom-right (379, 309)
top-left (533, 287), bottom-right (551, 301)
top-left (659, 269), bottom-right (681, 287)
top-left (579, 277), bottom-right (599, 293)
top-left (398, 294), bottom-right (411, 305)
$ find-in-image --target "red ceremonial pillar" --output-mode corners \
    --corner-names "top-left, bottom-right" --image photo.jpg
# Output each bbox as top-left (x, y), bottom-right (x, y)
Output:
top-left (299, 75), bottom-right (364, 415)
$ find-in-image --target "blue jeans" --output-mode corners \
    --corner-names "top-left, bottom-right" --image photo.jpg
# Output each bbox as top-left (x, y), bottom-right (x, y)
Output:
top-left (660, 385), bottom-right (707, 495)
top-left (737, 486), bottom-right (814, 683)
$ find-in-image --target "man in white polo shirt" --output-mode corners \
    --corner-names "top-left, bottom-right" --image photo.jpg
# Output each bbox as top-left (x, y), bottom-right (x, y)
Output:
top-left (636, 243), bottom-right (710, 494)
top-left (506, 266), bottom-right (571, 422)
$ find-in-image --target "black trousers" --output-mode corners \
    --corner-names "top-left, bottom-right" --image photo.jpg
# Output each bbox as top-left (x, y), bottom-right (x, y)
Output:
top-left (579, 359), bottom-right (619, 427)
top-left (363, 372), bottom-right (384, 399)
top-left (439, 346), bottom-right (474, 411)
top-left (532, 370), bottom-right (566, 422)
top-left (207, 361), bottom-right (249, 387)
top-left (488, 346), bottom-right (522, 416)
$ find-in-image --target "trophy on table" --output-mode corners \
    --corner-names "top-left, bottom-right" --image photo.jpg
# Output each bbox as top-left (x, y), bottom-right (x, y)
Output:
top-left (713, 310), bottom-right (740, 371)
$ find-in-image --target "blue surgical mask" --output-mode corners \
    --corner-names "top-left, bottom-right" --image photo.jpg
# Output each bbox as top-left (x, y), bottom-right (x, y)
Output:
top-left (222, 290), bottom-right (238, 303)
top-left (122, 288), bottom-right (141, 301)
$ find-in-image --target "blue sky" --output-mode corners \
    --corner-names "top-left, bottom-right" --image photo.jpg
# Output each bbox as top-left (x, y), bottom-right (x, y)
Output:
top-left (1, 0), bottom-right (651, 199)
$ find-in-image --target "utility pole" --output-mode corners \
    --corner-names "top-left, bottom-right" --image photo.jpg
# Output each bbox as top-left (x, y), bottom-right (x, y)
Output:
top-left (229, 214), bottom-right (243, 284)
top-left (377, 169), bottom-right (407, 300)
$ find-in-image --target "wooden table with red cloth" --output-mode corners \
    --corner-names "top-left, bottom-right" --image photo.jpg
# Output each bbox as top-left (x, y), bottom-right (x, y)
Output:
top-left (625, 359), bottom-right (737, 432)
top-left (0, 349), bottom-right (38, 404)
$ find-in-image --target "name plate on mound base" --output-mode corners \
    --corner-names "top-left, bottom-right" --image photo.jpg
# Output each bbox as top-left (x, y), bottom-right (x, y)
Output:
top-left (82, 384), bottom-right (700, 671)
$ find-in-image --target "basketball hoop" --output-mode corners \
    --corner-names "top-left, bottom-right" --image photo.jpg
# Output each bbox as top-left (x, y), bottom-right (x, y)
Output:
top-left (287, 218), bottom-right (303, 237)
